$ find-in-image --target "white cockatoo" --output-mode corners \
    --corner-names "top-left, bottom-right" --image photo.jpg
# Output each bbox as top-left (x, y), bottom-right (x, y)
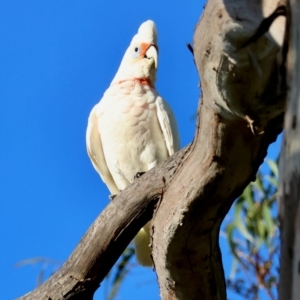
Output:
top-left (86, 20), bottom-right (180, 266)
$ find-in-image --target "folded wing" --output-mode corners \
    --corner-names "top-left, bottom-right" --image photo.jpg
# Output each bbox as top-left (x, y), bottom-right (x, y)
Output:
top-left (86, 105), bottom-right (119, 195)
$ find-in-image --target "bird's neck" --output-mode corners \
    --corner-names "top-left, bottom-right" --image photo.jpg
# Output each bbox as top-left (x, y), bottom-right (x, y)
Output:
top-left (116, 78), bottom-right (155, 89)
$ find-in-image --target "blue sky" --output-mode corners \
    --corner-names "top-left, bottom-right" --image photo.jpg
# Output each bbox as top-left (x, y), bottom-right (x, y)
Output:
top-left (0, 1), bottom-right (281, 299)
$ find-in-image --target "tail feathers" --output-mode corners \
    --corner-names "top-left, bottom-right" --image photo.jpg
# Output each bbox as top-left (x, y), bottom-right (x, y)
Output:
top-left (134, 223), bottom-right (152, 266)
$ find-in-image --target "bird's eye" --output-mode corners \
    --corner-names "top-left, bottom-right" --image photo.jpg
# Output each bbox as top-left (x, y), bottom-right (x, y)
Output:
top-left (132, 46), bottom-right (141, 58)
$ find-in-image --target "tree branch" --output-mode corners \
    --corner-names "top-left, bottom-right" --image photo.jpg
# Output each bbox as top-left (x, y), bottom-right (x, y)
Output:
top-left (152, 0), bottom-right (285, 299)
top-left (17, 149), bottom-right (189, 300)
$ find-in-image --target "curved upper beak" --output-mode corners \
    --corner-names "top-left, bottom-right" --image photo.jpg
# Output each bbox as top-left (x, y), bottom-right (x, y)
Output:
top-left (144, 44), bottom-right (158, 69)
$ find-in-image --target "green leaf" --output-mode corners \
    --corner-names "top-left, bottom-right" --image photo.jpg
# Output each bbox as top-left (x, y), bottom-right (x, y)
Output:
top-left (227, 223), bottom-right (240, 261)
top-left (264, 175), bottom-right (278, 188)
top-left (229, 257), bottom-right (239, 280)
top-left (234, 198), bottom-right (255, 244)
top-left (265, 159), bottom-right (278, 178)
top-left (256, 219), bottom-right (265, 247)
top-left (252, 175), bottom-right (264, 194)
top-left (243, 185), bottom-right (254, 209)
top-left (262, 201), bottom-right (274, 236)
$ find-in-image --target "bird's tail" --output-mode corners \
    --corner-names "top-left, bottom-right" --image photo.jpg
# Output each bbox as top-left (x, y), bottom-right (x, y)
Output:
top-left (134, 222), bottom-right (152, 266)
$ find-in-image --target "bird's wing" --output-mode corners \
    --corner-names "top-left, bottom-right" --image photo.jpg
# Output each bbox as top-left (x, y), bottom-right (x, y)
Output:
top-left (86, 104), bottom-right (119, 195)
top-left (156, 96), bottom-right (180, 155)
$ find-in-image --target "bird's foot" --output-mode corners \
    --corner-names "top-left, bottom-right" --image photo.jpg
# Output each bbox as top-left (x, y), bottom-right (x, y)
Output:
top-left (134, 172), bottom-right (145, 180)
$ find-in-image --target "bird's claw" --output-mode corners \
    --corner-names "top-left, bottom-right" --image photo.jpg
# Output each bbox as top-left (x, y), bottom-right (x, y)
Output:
top-left (134, 172), bottom-right (145, 180)
top-left (109, 194), bottom-right (117, 201)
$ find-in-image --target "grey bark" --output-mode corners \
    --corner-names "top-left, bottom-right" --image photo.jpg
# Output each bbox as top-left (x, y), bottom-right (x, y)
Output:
top-left (279, 0), bottom-right (300, 299)
top-left (18, 0), bottom-right (286, 299)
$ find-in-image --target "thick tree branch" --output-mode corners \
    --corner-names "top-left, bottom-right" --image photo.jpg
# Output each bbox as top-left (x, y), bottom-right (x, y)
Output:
top-left (17, 149), bottom-right (188, 300)
top-left (153, 103), bottom-right (282, 300)
top-left (152, 0), bottom-right (285, 299)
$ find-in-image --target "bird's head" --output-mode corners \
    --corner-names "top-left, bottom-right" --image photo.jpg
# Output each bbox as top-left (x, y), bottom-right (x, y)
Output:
top-left (111, 20), bottom-right (158, 87)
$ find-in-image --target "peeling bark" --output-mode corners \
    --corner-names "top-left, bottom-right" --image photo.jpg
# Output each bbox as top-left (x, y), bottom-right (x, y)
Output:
top-left (18, 0), bottom-right (286, 299)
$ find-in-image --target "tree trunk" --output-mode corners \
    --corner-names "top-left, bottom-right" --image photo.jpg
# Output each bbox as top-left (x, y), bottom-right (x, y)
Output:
top-left (18, 0), bottom-right (285, 299)
top-left (279, 0), bottom-right (300, 299)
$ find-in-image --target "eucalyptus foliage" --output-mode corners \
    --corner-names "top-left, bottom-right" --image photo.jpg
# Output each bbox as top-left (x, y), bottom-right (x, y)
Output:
top-left (225, 159), bottom-right (279, 300)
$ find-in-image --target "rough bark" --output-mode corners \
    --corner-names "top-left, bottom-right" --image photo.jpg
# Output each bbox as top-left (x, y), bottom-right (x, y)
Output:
top-left (279, 0), bottom-right (300, 299)
top-left (18, 0), bottom-right (286, 299)
top-left (153, 0), bottom-right (285, 299)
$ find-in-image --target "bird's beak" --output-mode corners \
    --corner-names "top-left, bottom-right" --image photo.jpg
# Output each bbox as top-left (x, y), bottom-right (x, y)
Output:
top-left (145, 44), bottom-right (158, 69)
